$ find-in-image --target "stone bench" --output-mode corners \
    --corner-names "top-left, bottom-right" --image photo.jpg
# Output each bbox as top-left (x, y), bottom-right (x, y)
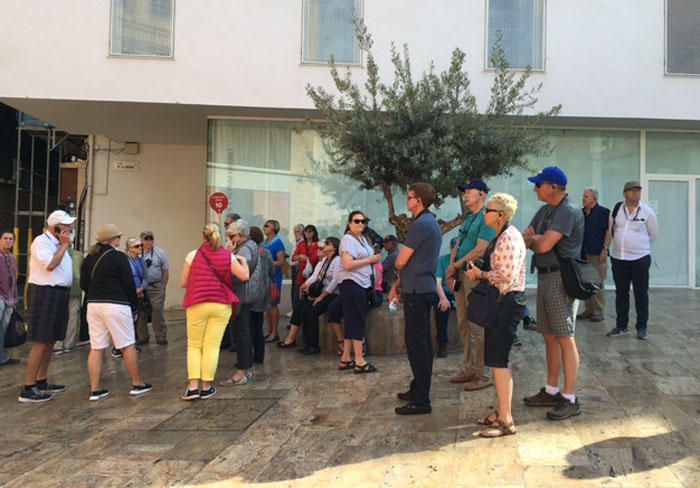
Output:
top-left (315, 304), bottom-right (462, 356)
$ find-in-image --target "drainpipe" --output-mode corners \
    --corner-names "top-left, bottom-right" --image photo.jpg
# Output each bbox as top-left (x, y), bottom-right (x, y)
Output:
top-left (85, 134), bottom-right (96, 251)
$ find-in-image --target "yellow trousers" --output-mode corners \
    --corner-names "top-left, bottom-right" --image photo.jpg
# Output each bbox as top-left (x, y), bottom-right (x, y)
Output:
top-left (186, 302), bottom-right (232, 381)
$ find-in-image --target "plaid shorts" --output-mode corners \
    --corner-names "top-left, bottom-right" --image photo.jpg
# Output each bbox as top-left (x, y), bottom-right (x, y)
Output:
top-left (27, 284), bottom-right (70, 343)
top-left (536, 271), bottom-right (578, 337)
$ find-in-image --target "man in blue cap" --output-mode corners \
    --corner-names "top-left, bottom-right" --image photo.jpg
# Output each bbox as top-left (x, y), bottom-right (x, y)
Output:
top-left (522, 167), bottom-right (584, 421)
top-left (447, 178), bottom-right (495, 391)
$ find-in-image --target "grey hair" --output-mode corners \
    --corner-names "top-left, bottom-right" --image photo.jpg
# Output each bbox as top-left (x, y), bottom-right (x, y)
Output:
top-left (229, 219), bottom-right (250, 238)
top-left (583, 187), bottom-right (599, 201)
top-left (294, 223), bottom-right (304, 232)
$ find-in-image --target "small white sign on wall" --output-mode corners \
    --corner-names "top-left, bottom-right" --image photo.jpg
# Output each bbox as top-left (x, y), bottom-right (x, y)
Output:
top-left (113, 160), bottom-right (140, 171)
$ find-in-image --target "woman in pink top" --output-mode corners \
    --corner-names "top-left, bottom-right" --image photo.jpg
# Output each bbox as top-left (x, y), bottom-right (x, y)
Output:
top-left (466, 193), bottom-right (526, 438)
top-left (180, 223), bottom-right (249, 401)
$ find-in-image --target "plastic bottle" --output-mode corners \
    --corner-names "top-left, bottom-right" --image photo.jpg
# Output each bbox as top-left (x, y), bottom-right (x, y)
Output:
top-left (388, 299), bottom-right (399, 315)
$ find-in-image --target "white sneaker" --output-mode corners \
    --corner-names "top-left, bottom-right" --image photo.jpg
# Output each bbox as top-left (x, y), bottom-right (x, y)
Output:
top-left (129, 384), bottom-right (153, 396)
top-left (89, 390), bottom-right (110, 401)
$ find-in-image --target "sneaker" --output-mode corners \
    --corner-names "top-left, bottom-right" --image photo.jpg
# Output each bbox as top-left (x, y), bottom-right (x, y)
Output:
top-left (522, 317), bottom-right (538, 331)
top-left (606, 328), bottom-right (628, 337)
top-left (512, 337), bottom-right (522, 347)
top-left (75, 340), bottom-right (91, 347)
top-left (523, 388), bottom-right (563, 407)
top-left (199, 387), bottom-right (216, 400)
top-left (111, 348), bottom-right (123, 358)
top-left (181, 388), bottom-right (200, 401)
top-left (546, 398), bottom-right (581, 420)
top-left (36, 380), bottom-right (66, 393)
top-left (129, 384), bottom-right (153, 396)
top-left (637, 330), bottom-right (648, 340)
top-left (395, 402), bottom-right (432, 415)
top-left (18, 386), bottom-right (53, 403)
top-left (89, 390), bottom-right (110, 402)
top-left (437, 345), bottom-right (447, 358)
top-left (449, 372), bottom-right (477, 384)
top-left (53, 348), bottom-right (68, 356)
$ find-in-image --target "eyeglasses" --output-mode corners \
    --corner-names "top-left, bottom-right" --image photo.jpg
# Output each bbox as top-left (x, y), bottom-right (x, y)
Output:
top-left (142, 236), bottom-right (154, 241)
top-left (133, 244), bottom-right (142, 248)
top-left (407, 195), bottom-right (418, 201)
top-left (263, 224), bottom-right (271, 228)
top-left (352, 219), bottom-right (368, 225)
top-left (484, 208), bottom-right (501, 214)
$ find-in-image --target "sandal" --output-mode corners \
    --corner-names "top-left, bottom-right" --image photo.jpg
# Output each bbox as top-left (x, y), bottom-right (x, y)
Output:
top-left (479, 419), bottom-right (516, 438)
top-left (277, 340), bottom-right (296, 349)
top-left (338, 360), bottom-right (355, 371)
top-left (353, 362), bottom-right (378, 374)
top-left (476, 410), bottom-right (499, 426)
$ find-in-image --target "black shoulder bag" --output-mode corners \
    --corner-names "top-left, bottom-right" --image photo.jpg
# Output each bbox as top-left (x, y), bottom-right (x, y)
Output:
top-left (554, 246), bottom-right (602, 300)
top-left (466, 226), bottom-right (507, 329)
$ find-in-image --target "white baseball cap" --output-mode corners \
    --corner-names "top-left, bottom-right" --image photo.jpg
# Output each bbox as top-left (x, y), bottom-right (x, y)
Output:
top-left (47, 210), bottom-right (76, 227)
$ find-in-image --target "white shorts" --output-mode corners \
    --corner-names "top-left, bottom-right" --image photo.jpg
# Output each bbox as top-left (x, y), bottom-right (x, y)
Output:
top-left (87, 302), bottom-right (135, 350)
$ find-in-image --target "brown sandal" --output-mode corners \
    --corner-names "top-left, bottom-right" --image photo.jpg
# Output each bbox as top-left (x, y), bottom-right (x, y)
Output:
top-left (479, 419), bottom-right (516, 438)
top-left (338, 360), bottom-right (355, 371)
top-left (476, 410), bottom-right (499, 426)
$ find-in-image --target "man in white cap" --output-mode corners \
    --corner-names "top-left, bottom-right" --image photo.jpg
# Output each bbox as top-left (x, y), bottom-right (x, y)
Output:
top-left (19, 210), bottom-right (75, 403)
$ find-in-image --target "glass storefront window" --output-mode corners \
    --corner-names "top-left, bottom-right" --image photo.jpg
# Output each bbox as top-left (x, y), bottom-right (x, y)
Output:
top-left (647, 132), bottom-right (700, 175)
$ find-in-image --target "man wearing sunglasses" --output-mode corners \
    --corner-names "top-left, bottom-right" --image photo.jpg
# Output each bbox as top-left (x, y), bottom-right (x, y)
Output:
top-left (136, 230), bottom-right (170, 345)
top-left (522, 166), bottom-right (584, 421)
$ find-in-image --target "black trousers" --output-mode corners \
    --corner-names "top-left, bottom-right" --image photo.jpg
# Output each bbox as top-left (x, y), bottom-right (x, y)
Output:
top-left (402, 292), bottom-right (437, 407)
top-left (300, 294), bottom-right (337, 349)
top-left (250, 310), bottom-right (264, 363)
top-left (232, 303), bottom-right (253, 370)
top-left (611, 255), bottom-right (651, 331)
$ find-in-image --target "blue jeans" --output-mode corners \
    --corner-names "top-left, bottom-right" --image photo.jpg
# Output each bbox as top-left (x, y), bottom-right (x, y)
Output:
top-left (0, 301), bottom-right (14, 364)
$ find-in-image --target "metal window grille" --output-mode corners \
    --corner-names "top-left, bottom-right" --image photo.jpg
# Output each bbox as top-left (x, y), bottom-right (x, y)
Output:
top-left (302, 0), bottom-right (362, 65)
top-left (487, 0), bottom-right (544, 70)
top-left (667, 0), bottom-right (700, 75)
top-left (208, 120), bottom-right (292, 172)
top-left (110, 0), bottom-right (174, 57)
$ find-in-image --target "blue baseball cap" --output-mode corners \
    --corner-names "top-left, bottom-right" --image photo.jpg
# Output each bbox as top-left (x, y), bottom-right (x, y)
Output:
top-left (458, 179), bottom-right (490, 193)
top-left (527, 167), bottom-right (568, 187)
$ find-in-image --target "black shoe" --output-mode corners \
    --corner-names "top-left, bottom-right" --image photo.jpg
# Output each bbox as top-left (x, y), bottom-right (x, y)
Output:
top-left (18, 386), bottom-right (53, 403)
top-left (546, 398), bottom-right (581, 420)
top-left (129, 384), bottom-right (153, 396)
top-left (302, 347), bottom-right (320, 356)
top-left (395, 402), bottom-right (432, 415)
top-left (523, 388), bottom-right (563, 407)
top-left (89, 390), bottom-right (110, 402)
top-left (277, 340), bottom-right (296, 349)
top-left (522, 317), bottom-right (538, 331)
top-left (36, 380), bottom-right (66, 393)
top-left (606, 327), bottom-right (628, 337)
top-left (181, 388), bottom-right (200, 401)
top-left (437, 346), bottom-right (447, 358)
top-left (111, 348), bottom-right (123, 358)
top-left (199, 387), bottom-right (216, 400)
top-left (637, 330), bottom-right (649, 340)
top-left (397, 390), bottom-right (412, 401)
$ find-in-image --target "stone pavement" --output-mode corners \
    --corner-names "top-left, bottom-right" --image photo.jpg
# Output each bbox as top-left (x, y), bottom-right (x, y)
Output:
top-left (0, 289), bottom-right (698, 487)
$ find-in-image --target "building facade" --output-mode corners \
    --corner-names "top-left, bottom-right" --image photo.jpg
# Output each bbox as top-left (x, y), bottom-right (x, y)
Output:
top-left (1, 0), bottom-right (699, 307)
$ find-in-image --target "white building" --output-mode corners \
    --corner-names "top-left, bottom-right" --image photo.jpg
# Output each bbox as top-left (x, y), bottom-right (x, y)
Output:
top-left (1, 0), bottom-right (699, 306)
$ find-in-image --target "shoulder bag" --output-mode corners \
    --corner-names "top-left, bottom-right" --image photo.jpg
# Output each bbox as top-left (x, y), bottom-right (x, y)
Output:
top-left (4, 309), bottom-right (27, 348)
top-left (466, 225), bottom-right (507, 329)
top-left (554, 246), bottom-right (602, 300)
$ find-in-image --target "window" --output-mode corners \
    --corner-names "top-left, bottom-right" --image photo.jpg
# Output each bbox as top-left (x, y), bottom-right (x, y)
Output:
top-left (666, 0), bottom-right (700, 75)
top-left (487, 0), bottom-right (545, 70)
top-left (302, 0), bottom-right (362, 65)
top-left (110, 0), bottom-right (174, 57)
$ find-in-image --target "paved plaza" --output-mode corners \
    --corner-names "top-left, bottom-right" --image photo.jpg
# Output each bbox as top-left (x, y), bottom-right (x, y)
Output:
top-left (0, 289), bottom-right (698, 487)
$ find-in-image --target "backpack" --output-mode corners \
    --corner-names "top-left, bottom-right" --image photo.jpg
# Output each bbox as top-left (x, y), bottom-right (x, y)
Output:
top-left (233, 240), bottom-right (266, 304)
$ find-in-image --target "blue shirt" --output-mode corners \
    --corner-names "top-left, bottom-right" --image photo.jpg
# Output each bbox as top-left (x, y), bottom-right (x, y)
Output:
top-left (128, 255), bottom-right (147, 289)
top-left (582, 204), bottom-right (610, 256)
top-left (402, 211), bottom-right (442, 294)
top-left (264, 236), bottom-right (285, 283)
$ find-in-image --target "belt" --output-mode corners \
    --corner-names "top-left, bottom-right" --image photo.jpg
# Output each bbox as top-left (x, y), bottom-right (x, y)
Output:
top-left (537, 265), bottom-right (560, 274)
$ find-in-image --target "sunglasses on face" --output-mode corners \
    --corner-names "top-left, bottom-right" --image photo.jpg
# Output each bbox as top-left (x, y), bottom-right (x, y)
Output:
top-left (133, 244), bottom-right (143, 248)
top-left (484, 208), bottom-right (501, 214)
top-left (143, 237), bottom-right (153, 241)
top-left (352, 219), bottom-right (368, 224)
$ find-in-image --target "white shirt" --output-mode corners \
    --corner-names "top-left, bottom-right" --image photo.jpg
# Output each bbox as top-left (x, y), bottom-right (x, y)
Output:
top-left (29, 231), bottom-right (72, 287)
top-left (338, 234), bottom-right (374, 288)
top-left (610, 202), bottom-right (658, 261)
top-left (304, 255), bottom-right (342, 295)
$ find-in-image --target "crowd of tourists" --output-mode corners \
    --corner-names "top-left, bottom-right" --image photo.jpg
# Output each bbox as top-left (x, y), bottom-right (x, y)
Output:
top-left (2, 167), bottom-right (658, 439)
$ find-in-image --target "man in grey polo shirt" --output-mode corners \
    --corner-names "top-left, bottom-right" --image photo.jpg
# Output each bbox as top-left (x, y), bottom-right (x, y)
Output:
top-left (137, 230), bottom-right (170, 345)
top-left (388, 183), bottom-right (444, 415)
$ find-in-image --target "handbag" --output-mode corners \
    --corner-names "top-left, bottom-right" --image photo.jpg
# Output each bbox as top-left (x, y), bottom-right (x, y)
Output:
top-left (4, 309), bottom-right (27, 348)
top-left (554, 247), bottom-right (602, 300)
top-left (301, 259), bottom-right (313, 279)
top-left (308, 258), bottom-right (332, 299)
top-left (467, 281), bottom-right (500, 328)
top-left (269, 283), bottom-right (281, 303)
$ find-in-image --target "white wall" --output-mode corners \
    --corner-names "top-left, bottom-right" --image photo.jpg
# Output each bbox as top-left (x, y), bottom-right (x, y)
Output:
top-left (1, 0), bottom-right (699, 120)
top-left (87, 136), bottom-right (206, 309)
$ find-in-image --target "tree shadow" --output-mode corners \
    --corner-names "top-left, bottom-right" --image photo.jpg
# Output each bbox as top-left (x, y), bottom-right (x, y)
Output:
top-left (564, 432), bottom-right (691, 480)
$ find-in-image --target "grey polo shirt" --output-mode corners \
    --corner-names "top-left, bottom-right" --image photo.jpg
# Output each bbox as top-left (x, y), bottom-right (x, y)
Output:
top-left (529, 196), bottom-right (584, 268)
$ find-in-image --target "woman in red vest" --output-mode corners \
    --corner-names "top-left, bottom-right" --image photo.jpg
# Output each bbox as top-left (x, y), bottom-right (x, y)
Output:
top-left (180, 223), bottom-right (249, 401)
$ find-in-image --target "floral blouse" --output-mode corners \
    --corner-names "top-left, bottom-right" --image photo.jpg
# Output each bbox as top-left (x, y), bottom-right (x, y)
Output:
top-left (484, 225), bottom-right (527, 295)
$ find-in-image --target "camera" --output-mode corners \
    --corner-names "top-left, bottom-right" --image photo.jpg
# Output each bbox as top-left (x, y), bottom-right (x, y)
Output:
top-left (145, 258), bottom-right (153, 268)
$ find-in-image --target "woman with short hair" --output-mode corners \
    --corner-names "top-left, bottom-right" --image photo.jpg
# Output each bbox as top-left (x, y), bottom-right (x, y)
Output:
top-left (81, 224), bottom-right (152, 401)
top-left (262, 219), bottom-right (285, 342)
top-left (465, 193), bottom-right (526, 437)
top-left (180, 223), bottom-right (249, 400)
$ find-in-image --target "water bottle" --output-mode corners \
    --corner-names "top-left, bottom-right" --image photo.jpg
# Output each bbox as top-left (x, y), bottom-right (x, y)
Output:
top-left (388, 299), bottom-right (399, 315)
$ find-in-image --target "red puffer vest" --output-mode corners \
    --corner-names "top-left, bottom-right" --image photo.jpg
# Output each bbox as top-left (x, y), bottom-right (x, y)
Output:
top-left (182, 244), bottom-right (239, 308)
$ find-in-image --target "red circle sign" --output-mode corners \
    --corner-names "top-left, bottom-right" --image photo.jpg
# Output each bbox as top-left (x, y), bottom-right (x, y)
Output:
top-left (209, 192), bottom-right (229, 214)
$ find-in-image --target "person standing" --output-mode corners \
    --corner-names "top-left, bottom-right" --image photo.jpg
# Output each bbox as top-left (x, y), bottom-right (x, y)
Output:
top-left (389, 183), bottom-right (443, 415)
top-left (0, 231), bottom-right (20, 366)
top-left (81, 224), bottom-right (152, 401)
top-left (605, 181), bottom-right (658, 340)
top-left (578, 188), bottom-right (609, 322)
top-left (19, 210), bottom-right (75, 403)
top-left (262, 219), bottom-right (285, 342)
top-left (447, 179), bottom-right (495, 391)
top-left (125, 237), bottom-right (148, 350)
top-left (522, 167), bottom-right (584, 421)
top-left (137, 230), bottom-right (170, 345)
top-left (433, 238), bottom-right (458, 358)
top-left (381, 235), bottom-right (400, 292)
top-left (53, 240), bottom-right (84, 355)
top-left (289, 223), bottom-right (305, 317)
